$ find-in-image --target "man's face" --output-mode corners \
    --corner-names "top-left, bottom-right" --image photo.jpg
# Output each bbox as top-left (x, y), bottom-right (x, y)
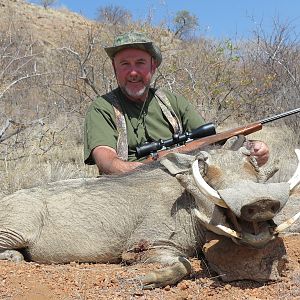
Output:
top-left (113, 48), bottom-right (157, 102)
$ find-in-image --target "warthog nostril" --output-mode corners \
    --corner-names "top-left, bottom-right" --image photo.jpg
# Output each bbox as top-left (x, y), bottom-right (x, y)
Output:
top-left (247, 208), bottom-right (255, 215)
top-left (271, 205), bottom-right (277, 213)
top-left (241, 200), bottom-right (280, 222)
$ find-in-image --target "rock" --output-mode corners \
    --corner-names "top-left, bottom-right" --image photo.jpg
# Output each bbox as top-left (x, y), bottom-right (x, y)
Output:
top-left (203, 232), bottom-right (288, 282)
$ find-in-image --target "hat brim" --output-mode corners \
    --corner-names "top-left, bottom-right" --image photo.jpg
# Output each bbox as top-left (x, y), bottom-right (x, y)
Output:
top-left (104, 42), bottom-right (162, 67)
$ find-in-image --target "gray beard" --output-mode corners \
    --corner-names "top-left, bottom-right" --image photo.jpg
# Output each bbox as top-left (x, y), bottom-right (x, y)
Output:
top-left (124, 85), bottom-right (147, 98)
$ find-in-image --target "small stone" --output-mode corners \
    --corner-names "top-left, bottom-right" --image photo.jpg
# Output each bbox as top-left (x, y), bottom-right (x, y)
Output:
top-left (178, 281), bottom-right (189, 290)
top-left (110, 278), bottom-right (118, 284)
top-left (133, 290), bottom-right (144, 296)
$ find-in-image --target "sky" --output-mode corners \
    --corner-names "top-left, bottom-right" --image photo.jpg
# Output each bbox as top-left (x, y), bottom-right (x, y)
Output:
top-left (31, 1), bottom-right (300, 40)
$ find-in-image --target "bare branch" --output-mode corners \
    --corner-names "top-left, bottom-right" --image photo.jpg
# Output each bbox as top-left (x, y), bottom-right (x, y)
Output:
top-left (58, 40), bottom-right (101, 97)
top-left (0, 72), bottom-right (50, 100)
top-left (0, 118), bottom-right (45, 143)
top-left (0, 119), bottom-right (12, 140)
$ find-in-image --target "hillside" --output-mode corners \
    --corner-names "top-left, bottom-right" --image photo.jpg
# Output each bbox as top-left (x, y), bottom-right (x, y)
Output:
top-left (0, 0), bottom-right (178, 56)
top-left (0, 0), bottom-right (92, 46)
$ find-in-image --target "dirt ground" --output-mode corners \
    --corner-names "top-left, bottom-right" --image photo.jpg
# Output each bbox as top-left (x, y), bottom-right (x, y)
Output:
top-left (0, 235), bottom-right (299, 300)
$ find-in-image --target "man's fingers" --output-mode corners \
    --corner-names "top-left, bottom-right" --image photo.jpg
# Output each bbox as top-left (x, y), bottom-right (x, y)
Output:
top-left (249, 141), bottom-right (269, 166)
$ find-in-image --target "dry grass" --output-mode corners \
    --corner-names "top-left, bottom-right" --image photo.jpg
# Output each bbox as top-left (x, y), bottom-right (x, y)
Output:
top-left (0, 115), bottom-right (98, 195)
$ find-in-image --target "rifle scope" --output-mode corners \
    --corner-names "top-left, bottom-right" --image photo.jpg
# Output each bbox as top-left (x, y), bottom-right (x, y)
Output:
top-left (136, 122), bottom-right (216, 158)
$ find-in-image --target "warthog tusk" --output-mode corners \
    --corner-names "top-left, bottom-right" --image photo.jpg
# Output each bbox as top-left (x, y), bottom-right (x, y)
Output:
top-left (274, 211), bottom-right (300, 234)
top-left (192, 160), bottom-right (228, 208)
top-left (192, 208), bottom-right (210, 223)
top-left (216, 225), bottom-right (242, 239)
top-left (193, 208), bottom-right (241, 239)
top-left (288, 149), bottom-right (300, 191)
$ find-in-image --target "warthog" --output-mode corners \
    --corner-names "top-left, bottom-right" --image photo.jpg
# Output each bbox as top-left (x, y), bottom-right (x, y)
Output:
top-left (0, 138), bottom-right (299, 289)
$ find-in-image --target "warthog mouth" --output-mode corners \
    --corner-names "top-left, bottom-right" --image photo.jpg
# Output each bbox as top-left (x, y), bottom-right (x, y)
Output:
top-left (192, 149), bottom-right (300, 249)
top-left (194, 206), bottom-right (300, 248)
top-left (221, 212), bottom-right (289, 248)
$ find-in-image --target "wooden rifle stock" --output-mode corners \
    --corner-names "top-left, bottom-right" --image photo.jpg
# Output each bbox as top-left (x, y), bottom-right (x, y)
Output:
top-left (143, 121), bottom-right (263, 162)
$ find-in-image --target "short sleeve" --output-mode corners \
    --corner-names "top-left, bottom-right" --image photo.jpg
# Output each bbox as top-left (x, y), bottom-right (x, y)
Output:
top-left (84, 99), bottom-right (118, 165)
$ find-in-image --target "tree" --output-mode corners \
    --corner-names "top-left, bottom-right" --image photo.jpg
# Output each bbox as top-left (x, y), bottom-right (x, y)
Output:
top-left (39, 0), bottom-right (56, 9)
top-left (96, 5), bottom-right (132, 26)
top-left (173, 10), bottom-right (198, 40)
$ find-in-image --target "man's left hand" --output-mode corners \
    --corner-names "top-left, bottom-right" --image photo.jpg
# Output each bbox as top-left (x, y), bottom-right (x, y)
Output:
top-left (249, 140), bottom-right (269, 166)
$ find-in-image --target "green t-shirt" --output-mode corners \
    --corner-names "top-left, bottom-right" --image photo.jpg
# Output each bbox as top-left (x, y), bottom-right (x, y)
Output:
top-left (84, 88), bottom-right (205, 164)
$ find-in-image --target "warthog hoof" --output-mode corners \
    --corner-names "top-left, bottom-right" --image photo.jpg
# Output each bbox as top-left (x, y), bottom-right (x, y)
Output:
top-left (142, 257), bottom-right (192, 289)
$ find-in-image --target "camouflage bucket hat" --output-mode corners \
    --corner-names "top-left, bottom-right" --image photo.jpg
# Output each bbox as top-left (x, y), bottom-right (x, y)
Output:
top-left (104, 31), bottom-right (162, 67)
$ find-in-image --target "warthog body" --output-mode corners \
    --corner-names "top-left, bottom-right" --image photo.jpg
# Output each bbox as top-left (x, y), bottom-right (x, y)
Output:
top-left (0, 141), bottom-right (299, 288)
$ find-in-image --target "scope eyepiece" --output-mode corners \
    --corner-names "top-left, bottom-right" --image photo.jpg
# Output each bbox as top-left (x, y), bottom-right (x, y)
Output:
top-left (135, 122), bottom-right (216, 159)
top-left (136, 140), bottom-right (163, 158)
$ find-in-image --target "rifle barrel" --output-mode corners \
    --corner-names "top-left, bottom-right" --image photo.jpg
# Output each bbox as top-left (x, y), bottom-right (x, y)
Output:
top-left (260, 107), bottom-right (300, 124)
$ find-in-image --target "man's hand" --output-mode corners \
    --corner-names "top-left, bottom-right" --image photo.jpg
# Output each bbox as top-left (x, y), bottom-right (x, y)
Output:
top-left (92, 146), bottom-right (143, 175)
top-left (248, 140), bottom-right (269, 166)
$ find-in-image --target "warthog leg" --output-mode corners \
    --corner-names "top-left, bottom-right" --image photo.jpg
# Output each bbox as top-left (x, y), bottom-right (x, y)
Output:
top-left (122, 242), bottom-right (192, 289)
top-left (141, 256), bottom-right (192, 289)
top-left (0, 250), bottom-right (24, 262)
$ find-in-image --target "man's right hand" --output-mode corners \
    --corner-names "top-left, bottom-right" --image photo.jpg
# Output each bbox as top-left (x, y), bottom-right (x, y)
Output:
top-left (92, 146), bottom-right (143, 175)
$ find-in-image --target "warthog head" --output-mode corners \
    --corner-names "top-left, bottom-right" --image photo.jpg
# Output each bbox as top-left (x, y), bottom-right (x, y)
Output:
top-left (161, 137), bottom-right (300, 249)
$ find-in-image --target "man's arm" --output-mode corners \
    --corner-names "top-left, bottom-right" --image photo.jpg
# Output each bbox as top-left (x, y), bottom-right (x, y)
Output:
top-left (92, 146), bottom-right (143, 175)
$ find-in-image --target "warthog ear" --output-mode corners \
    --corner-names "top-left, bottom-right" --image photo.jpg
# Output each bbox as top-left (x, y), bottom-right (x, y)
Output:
top-left (160, 152), bottom-right (196, 175)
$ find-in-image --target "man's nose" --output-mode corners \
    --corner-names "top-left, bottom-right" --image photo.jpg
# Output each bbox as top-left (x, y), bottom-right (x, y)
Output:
top-left (128, 67), bottom-right (139, 77)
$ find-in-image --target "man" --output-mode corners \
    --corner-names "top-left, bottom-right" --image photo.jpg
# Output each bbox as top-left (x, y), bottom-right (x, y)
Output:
top-left (84, 31), bottom-right (269, 174)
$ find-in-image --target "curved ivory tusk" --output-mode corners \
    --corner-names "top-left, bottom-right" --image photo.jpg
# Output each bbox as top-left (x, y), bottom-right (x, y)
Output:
top-left (216, 224), bottom-right (242, 239)
top-left (192, 208), bottom-right (211, 223)
top-left (192, 160), bottom-right (228, 208)
top-left (274, 211), bottom-right (300, 234)
top-left (193, 208), bottom-right (241, 239)
top-left (288, 149), bottom-right (300, 191)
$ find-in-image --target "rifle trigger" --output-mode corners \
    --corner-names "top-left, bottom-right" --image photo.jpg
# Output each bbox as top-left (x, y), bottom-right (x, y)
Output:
top-left (151, 152), bottom-right (159, 161)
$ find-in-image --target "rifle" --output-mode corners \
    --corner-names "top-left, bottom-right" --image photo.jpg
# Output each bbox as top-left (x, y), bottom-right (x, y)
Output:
top-left (136, 107), bottom-right (300, 161)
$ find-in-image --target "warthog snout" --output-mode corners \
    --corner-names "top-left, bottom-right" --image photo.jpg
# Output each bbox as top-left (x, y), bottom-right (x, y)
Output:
top-left (241, 199), bottom-right (281, 222)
